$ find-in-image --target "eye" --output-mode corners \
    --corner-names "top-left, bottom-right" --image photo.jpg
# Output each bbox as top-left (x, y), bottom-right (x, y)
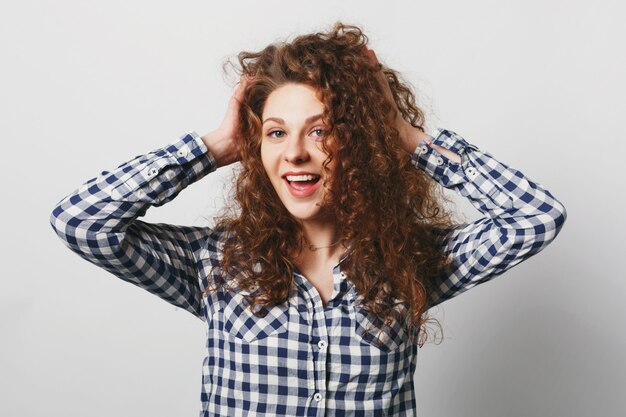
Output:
top-left (267, 130), bottom-right (285, 139)
top-left (311, 128), bottom-right (325, 138)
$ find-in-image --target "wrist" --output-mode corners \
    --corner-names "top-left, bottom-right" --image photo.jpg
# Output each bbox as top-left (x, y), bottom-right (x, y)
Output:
top-left (401, 125), bottom-right (430, 154)
top-left (200, 130), bottom-right (227, 168)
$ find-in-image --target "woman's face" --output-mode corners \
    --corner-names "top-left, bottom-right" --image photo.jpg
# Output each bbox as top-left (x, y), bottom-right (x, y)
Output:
top-left (260, 83), bottom-right (337, 223)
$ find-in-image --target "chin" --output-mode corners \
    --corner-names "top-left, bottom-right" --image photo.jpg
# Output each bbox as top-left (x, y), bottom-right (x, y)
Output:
top-left (286, 202), bottom-right (333, 222)
top-left (287, 208), bottom-right (323, 221)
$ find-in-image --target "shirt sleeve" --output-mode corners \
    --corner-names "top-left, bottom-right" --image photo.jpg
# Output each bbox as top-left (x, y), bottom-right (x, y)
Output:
top-left (410, 128), bottom-right (568, 309)
top-left (49, 131), bottom-right (217, 321)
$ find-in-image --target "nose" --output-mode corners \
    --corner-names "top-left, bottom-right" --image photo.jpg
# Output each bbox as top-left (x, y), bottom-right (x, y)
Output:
top-left (283, 134), bottom-right (310, 164)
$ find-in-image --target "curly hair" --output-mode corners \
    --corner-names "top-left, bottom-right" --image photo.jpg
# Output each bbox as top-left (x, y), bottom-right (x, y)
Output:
top-left (205, 22), bottom-right (457, 347)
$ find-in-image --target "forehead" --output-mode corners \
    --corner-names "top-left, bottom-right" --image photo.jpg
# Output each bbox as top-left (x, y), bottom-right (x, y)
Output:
top-left (262, 83), bottom-right (325, 121)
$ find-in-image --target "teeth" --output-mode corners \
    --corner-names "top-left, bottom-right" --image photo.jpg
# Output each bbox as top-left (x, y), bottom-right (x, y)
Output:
top-left (285, 174), bottom-right (320, 182)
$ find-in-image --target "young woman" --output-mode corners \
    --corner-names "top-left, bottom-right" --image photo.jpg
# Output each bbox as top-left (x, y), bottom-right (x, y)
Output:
top-left (50, 23), bottom-right (567, 416)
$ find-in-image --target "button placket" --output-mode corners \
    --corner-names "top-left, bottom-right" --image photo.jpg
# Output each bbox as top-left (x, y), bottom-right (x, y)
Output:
top-left (307, 290), bottom-right (328, 408)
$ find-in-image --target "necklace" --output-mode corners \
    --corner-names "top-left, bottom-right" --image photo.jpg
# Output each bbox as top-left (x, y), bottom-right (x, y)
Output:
top-left (303, 237), bottom-right (343, 252)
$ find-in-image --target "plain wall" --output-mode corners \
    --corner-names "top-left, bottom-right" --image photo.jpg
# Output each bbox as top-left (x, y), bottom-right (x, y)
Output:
top-left (1, 0), bottom-right (624, 416)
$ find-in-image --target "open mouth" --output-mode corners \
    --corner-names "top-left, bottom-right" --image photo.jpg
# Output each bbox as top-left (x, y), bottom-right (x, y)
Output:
top-left (283, 175), bottom-right (322, 196)
top-left (285, 175), bottom-right (321, 186)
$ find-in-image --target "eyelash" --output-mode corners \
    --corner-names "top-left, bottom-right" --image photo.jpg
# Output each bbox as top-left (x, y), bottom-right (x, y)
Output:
top-left (267, 128), bottom-right (325, 139)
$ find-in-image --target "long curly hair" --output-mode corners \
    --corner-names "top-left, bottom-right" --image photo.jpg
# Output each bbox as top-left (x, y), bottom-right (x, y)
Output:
top-left (205, 22), bottom-right (457, 346)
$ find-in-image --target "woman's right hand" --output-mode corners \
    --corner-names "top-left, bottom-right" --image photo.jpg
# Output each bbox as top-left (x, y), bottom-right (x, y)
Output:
top-left (201, 75), bottom-right (252, 168)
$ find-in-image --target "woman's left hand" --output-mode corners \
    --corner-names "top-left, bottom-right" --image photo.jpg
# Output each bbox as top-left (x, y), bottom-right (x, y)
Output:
top-left (363, 48), bottom-right (460, 163)
top-left (363, 48), bottom-right (429, 154)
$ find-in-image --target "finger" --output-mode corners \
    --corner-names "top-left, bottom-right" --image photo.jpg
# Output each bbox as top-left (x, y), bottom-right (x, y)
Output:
top-left (232, 78), bottom-right (248, 102)
top-left (240, 74), bottom-right (255, 88)
top-left (365, 48), bottom-right (379, 64)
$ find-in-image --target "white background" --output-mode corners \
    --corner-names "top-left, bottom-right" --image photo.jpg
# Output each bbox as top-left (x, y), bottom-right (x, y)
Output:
top-left (2, 1), bottom-right (625, 416)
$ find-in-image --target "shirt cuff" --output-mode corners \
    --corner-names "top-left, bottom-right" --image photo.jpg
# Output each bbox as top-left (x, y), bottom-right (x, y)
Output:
top-left (411, 128), bottom-right (479, 187)
top-left (110, 131), bottom-right (216, 198)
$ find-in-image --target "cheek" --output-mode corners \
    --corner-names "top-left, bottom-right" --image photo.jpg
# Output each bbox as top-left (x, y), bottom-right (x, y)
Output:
top-left (259, 145), bottom-right (271, 172)
top-left (260, 148), bottom-right (281, 187)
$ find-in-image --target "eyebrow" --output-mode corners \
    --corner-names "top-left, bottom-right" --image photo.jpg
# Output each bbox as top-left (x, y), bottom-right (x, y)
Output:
top-left (262, 113), bottom-right (324, 125)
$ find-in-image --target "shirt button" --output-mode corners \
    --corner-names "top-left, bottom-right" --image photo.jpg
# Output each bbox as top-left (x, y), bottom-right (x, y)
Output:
top-left (317, 340), bottom-right (327, 350)
top-left (313, 393), bottom-right (323, 402)
top-left (146, 167), bottom-right (158, 177)
top-left (436, 156), bottom-right (444, 166)
top-left (176, 146), bottom-right (189, 158)
top-left (419, 145), bottom-right (428, 154)
top-left (340, 272), bottom-right (346, 279)
top-left (466, 167), bottom-right (477, 177)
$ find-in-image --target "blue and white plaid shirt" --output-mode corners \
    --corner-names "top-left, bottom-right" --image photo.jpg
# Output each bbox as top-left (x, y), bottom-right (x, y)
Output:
top-left (50, 128), bottom-right (567, 416)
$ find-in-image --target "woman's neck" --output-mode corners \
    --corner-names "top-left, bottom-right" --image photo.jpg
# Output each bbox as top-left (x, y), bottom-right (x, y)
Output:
top-left (297, 218), bottom-right (345, 264)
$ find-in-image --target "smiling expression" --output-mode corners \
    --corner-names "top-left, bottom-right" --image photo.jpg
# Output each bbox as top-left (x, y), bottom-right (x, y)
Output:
top-left (260, 83), bottom-right (337, 223)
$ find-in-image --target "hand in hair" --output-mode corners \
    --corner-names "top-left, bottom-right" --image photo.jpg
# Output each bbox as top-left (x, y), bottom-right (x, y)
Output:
top-left (363, 48), bottom-right (430, 153)
top-left (201, 75), bottom-right (253, 168)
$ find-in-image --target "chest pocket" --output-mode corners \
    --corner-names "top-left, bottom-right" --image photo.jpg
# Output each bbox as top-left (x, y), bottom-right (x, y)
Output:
top-left (210, 289), bottom-right (291, 343)
top-left (350, 291), bottom-right (411, 352)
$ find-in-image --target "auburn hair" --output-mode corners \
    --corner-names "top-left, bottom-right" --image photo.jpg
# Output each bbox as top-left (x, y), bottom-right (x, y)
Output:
top-left (205, 22), bottom-right (457, 346)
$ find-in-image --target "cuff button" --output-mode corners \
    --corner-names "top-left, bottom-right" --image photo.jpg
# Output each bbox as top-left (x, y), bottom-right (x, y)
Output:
top-left (146, 167), bottom-right (158, 177)
top-left (176, 146), bottom-right (189, 158)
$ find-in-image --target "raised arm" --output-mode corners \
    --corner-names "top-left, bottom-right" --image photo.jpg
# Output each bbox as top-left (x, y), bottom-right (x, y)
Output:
top-left (49, 132), bottom-right (219, 320)
top-left (49, 78), bottom-right (250, 320)
top-left (407, 127), bottom-right (567, 309)
top-left (364, 48), bottom-right (567, 308)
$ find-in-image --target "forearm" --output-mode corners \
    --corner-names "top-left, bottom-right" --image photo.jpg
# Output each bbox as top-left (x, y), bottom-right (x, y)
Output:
top-left (49, 132), bottom-right (216, 318)
top-left (413, 128), bottom-right (567, 308)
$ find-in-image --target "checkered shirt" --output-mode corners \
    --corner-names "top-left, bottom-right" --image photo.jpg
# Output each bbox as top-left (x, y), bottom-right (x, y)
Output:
top-left (50, 128), bottom-right (567, 416)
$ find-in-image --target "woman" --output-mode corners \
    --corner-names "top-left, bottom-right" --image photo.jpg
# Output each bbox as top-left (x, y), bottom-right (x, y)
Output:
top-left (50, 23), bottom-right (567, 416)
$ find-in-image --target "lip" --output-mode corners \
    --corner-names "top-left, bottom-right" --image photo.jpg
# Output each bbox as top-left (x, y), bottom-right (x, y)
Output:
top-left (281, 171), bottom-right (320, 179)
top-left (283, 176), bottom-right (322, 198)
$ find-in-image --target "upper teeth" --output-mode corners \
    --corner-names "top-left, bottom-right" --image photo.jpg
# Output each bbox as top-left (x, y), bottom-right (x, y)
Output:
top-left (286, 174), bottom-right (319, 181)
